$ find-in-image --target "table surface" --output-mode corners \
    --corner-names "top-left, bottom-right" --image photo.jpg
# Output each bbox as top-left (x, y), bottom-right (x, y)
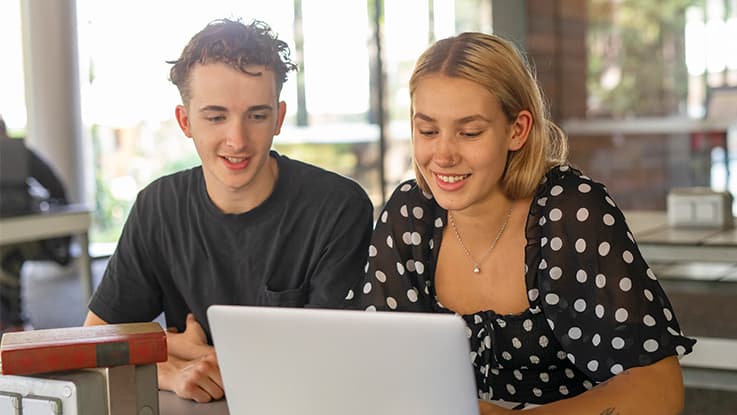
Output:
top-left (0, 204), bottom-right (95, 297)
top-left (623, 210), bottom-right (737, 244)
top-left (0, 204), bottom-right (92, 245)
top-left (623, 210), bottom-right (737, 263)
top-left (159, 391), bottom-right (229, 415)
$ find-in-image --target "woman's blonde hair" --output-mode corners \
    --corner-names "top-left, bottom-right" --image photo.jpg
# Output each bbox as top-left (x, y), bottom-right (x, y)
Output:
top-left (409, 32), bottom-right (568, 200)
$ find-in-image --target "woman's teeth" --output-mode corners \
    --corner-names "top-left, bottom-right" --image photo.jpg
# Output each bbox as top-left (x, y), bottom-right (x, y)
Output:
top-left (437, 174), bottom-right (468, 183)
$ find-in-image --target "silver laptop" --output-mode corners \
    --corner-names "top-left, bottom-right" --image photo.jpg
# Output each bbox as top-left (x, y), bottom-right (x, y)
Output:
top-left (207, 305), bottom-right (480, 415)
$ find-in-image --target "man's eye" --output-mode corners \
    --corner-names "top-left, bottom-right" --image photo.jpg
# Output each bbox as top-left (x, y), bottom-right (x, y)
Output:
top-left (206, 116), bottom-right (225, 122)
top-left (251, 113), bottom-right (268, 121)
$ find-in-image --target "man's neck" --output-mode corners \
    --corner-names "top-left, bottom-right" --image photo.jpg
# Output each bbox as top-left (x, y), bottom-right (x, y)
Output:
top-left (206, 156), bottom-right (279, 214)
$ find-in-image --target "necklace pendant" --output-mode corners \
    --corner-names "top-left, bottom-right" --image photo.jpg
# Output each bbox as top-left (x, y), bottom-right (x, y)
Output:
top-left (473, 265), bottom-right (481, 273)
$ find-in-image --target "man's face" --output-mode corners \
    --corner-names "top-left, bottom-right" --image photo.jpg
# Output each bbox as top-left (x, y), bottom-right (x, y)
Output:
top-left (175, 62), bottom-right (286, 212)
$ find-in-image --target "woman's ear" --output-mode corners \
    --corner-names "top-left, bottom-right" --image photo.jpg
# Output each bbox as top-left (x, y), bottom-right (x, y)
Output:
top-left (508, 110), bottom-right (532, 151)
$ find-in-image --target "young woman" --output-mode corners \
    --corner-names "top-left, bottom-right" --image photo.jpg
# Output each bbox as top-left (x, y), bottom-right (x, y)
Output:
top-left (345, 32), bottom-right (695, 414)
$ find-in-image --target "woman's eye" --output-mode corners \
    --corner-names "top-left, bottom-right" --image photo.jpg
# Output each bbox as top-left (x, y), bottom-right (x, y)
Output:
top-left (418, 130), bottom-right (436, 136)
top-left (460, 131), bottom-right (482, 137)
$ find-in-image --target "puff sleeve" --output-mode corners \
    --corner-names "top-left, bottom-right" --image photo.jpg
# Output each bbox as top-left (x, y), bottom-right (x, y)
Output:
top-left (535, 168), bottom-right (696, 383)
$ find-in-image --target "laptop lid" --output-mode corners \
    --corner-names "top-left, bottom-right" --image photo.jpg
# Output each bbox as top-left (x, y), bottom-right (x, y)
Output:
top-left (207, 305), bottom-right (480, 415)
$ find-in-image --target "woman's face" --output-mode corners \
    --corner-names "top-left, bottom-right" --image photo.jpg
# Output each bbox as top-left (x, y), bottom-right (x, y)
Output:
top-left (412, 74), bottom-right (527, 214)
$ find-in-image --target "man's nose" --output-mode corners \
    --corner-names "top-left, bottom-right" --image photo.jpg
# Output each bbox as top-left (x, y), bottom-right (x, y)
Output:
top-left (224, 120), bottom-right (247, 150)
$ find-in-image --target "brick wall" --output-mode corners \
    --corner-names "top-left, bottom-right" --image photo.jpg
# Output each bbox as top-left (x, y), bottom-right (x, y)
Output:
top-left (566, 133), bottom-right (701, 210)
top-left (526, 0), bottom-right (588, 121)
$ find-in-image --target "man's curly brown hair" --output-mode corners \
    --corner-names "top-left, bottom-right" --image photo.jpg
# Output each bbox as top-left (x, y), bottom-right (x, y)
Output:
top-left (168, 18), bottom-right (297, 104)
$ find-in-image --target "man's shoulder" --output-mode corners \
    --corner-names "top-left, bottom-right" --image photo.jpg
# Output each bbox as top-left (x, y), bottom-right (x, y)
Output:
top-left (137, 167), bottom-right (201, 202)
top-left (278, 154), bottom-right (370, 201)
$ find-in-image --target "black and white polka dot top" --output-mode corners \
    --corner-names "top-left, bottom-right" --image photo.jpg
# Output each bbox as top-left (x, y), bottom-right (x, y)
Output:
top-left (345, 165), bottom-right (695, 406)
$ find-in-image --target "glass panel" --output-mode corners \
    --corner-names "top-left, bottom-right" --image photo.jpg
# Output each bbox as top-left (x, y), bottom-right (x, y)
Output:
top-left (585, 0), bottom-right (736, 213)
top-left (0, 0), bottom-right (27, 135)
top-left (587, 0), bottom-right (737, 118)
top-left (301, 0), bottom-right (370, 119)
top-left (587, 0), bottom-right (698, 118)
top-left (273, 0), bottom-right (383, 206)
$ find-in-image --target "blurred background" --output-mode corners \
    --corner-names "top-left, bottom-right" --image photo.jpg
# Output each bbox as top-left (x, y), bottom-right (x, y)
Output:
top-left (1, 0), bottom-right (736, 412)
top-left (2, 0), bottom-right (735, 245)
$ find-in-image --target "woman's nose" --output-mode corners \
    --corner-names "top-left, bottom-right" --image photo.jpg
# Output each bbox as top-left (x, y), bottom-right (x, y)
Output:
top-left (433, 135), bottom-right (458, 167)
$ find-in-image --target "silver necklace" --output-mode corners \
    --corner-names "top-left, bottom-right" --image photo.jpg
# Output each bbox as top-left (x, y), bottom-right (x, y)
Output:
top-left (448, 207), bottom-right (513, 274)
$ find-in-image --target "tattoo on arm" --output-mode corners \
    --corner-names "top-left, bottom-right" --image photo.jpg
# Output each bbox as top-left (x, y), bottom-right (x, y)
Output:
top-left (589, 369), bottom-right (631, 415)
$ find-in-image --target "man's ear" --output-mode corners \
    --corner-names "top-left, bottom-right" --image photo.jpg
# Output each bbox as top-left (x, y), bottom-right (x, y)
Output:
top-left (175, 105), bottom-right (192, 138)
top-left (274, 101), bottom-right (287, 136)
top-left (508, 110), bottom-right (532, 151)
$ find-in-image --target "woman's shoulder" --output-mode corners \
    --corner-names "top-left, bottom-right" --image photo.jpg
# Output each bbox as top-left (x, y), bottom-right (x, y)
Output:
top-left (386, 178), bottom-right (436, 207)
top-left (377, 178), bottom-right (440, 229)
top-left (542, 164), bottom-right (602, 190)
top-left (534, 165), bottom-right (613, 211)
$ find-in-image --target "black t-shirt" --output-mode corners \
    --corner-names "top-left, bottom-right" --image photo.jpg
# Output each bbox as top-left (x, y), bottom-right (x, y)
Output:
top-left (89, 151), bottom-right (373, 340)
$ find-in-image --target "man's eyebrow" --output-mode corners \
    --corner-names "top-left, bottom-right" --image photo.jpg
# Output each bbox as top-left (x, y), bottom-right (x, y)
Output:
top-left (247, 105), bottom-right (273, 112)
top-left (198, 105), bottom-right (274, 113)
top-left (199, 105), bottom-right (227, 112)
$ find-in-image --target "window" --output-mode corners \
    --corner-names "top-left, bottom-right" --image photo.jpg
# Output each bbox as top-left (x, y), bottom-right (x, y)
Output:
top-left (588, 0), bottom-right (737, 118)
top-left (74, 0), bottom-right (494, 244)
top-left (0, 0), bottom-right (27, 135)
top-left (584, 0), bottom-right (737, 214)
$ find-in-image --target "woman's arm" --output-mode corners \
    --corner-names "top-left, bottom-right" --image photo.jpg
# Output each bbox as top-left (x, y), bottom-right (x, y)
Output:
top-left (521, 170), bottom-right (693, 414)
top-left (479, 351), bottom-right (684, 415)
top-left (539, 356), bottom-right (683, 415)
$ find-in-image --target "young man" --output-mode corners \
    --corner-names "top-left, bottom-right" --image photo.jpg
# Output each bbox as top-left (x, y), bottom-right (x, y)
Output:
top-left (84, 19), bottom-right (373, 402)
